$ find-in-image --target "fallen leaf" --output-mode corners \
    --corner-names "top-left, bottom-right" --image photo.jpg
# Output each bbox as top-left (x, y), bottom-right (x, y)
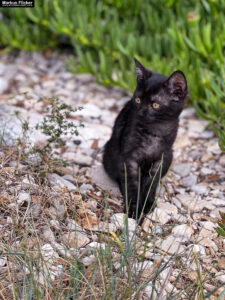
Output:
top-left (44, 49), bottom-right (53, 58)
top-left (87, 192), bottom-right (103, 201)
top-left (219, 211), bottom-right (225, 222)
top-left (0, 94), bottom-right (8, 100)
top-left (0, 168), bottom-right (13, 174)
top-left (72, 194), bottom-right (82, 202)
top-left (206, 174), bottom-right (221, 181)
top-left (60, 146), bottom-right (68, 154)
top-left (0, 218), bottom-right (7, 225)
top-left (218, 257), bottom-right (225, 270)
top-left (201, 216), bottom-right (218, 223)
top-left (32, 196), bottom-right (39, 202)
top-left (43, 154), bottom-right (49, 163)
top-left (77, 208), bottom-right (95, 218)
top-left (188, 271), bottom-right (197, 282)
top-left (42, 75), bottom-right (55, 82)
top-left (15, 100), bottom-right (25, 108)
top-left (81, 215), bottom-right (99, 229)
top-left (84, 264), bottom-right (95, 280)
top-left (43, 98), bottom-right (53, 105)
top-left (91, 139), bottom-right (98, 149)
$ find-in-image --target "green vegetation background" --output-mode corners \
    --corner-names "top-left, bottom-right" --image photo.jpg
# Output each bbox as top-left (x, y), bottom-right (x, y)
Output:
top-left (0, 0), bottom-right (224, 149)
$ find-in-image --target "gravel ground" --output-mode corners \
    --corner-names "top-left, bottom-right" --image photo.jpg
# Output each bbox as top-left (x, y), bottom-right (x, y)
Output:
top-left (0, 51), bottom-right (224, 299)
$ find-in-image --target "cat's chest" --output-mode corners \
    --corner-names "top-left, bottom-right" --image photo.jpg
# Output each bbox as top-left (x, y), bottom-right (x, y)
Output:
top-left (140, 135), bottom-right (162, 156)
top-left (133, 134), bottom-right (165, 161)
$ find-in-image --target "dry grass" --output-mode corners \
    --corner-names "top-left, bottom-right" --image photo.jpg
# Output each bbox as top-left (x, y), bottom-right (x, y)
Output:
top-left (0, 144), bottom-right (224, 299)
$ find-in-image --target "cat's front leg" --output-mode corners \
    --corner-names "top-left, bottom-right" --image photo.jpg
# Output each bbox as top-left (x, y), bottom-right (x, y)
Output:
top-left (119, 159), bottom-right (140, 218)
top-left (141, 151), bottom-right (173, 214)
top-left (141, 174), bottom-right (158, 215)
top-left (150, 151), bottom-right (173, 179)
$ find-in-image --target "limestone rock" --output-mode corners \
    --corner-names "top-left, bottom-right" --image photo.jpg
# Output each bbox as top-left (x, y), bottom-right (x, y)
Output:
top-left (31, 202), bottom-right (41, 218)
top-left (48, 173), bottom-right (77, 191)
top-left (209, 207), bottom-right (225, 219)
top-left (201, 167), bottom-right (213, 175)
top-left (91, 165), bottom-right (121, 197)
top-left (0, 78), bottom-right (8, 94)
top-left (172, 224), bottom-right (194, 242)
top-left (191, 184), bottom-right (209, 195)
top-left (211, 198), bottom-right (225, 207)
top-left (67, 219), bottom-right (85, 232)
top-left (199, 238), bottom-right (218, 252)
top-left (217, 274), bottom-right (225, 283)
top-left (188, 119), bottom-right (208, 137)
top-left (148, 208), bottom-right (171, 225)
top-left (134, 261), bottom-right (154, 273)
top-left (200, 221), bottom-right (216, 231)
top-left (180, 107), bottom-right (196, 118)
top-left (188, 244), bottom-right (206, 256)
top-left (82, 255), bottom-right (96, 266)
top-left (200, 131), bottom-right (214, 139)
top-left (0, 258), bottom-right (6, 267)
top-left (77, 103), bottom-right (102, 118)
top-left (111, 213), bottom-right (137, 231)
top-left (142, 217), bottom-right (152, 233)
top-left (152, 225), bottom-right (163, 235)
top-left (172, 163), bottom-right (191, 177)
top-left (176, 194), bottom-right (215, 212)
top-left (158, 202), bottom-right (178, 216)
top-left (161, 236), bottom-right (185, 254)
top-left (62, 152), bottom-right (92, 166)
top-left (79, 183), bottom-right (92, 193)
top-left (41, 243), bottom-right (59, 264)
top-left (42, 226), bottom-right (55, 243)
top-left (17, 191), bottom-right (31, 205)
top-left (88, 242), bottom-right (106, 249)
top-left (174, 134), bottom-right (191, 150)
top-left (50, 220), bottom-right (60, 230)
top-left (63, 231), bottom-right (90, 248)
top-left (181, 175), bottom-right (198, 188)
top-left (218, 257), bottom-right (225, 270)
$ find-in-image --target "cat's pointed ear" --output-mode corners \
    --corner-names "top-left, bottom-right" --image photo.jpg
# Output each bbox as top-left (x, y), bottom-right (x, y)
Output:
top-left (134, 58), bottom-right (152, 84)
top-left (166, 71), bottom-right (187, 98)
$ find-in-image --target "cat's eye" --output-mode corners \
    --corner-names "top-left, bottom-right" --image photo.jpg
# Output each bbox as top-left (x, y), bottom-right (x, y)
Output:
top-left (135, 97), bottom-right (141, 104)
top-left (152, 103), bottom-right (160, 109)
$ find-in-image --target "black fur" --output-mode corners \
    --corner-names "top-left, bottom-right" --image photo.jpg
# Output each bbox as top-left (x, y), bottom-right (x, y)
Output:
top-left (103, 59), bottom-right (188, 218)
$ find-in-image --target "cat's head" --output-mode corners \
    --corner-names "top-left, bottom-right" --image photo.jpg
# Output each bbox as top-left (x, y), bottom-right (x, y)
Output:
top-left (133, 58), bottom-right (188, 122)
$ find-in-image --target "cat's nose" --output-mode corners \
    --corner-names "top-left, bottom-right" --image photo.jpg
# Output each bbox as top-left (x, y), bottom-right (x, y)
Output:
top-left (138, 110), bottom-right (145, 118)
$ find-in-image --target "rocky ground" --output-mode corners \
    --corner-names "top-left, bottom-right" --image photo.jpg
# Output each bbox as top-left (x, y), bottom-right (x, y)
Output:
top-left (0, 51), bottom-right (224, 299)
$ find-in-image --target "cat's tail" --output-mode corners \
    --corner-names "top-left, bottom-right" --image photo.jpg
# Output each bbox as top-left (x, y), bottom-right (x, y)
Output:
top-left (102, 140), bottom-right (119, 182)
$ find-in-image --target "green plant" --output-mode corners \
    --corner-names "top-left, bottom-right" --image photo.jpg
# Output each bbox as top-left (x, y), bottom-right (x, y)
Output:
top-left (35, 97), bottom-right (84, 166)
top-left (215, 211), bottom-right (225, 237)
top-left (0, 0), bottom-right (224, 149)
top-left (13, 97), bottom-right (83, 171)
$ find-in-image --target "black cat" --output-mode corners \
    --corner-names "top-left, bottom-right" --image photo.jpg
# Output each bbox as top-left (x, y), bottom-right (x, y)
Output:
top-left (103, 58), bottom-right (188, 219)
